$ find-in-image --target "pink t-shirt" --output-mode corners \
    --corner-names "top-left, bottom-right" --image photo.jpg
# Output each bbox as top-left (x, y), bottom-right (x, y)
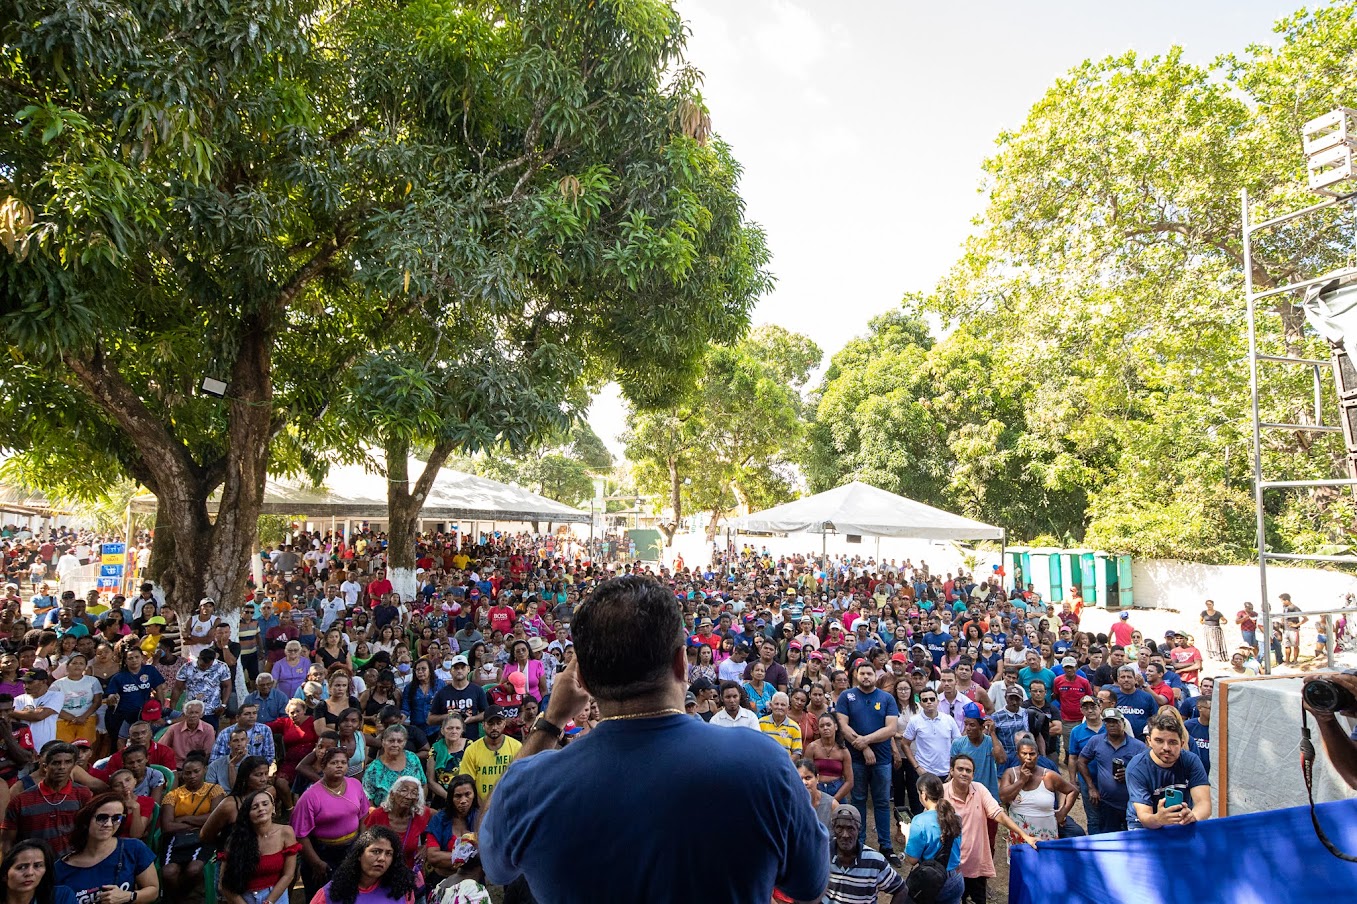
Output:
top-left (1109, 622), bottom-right (1134, 647)
top-left (503, 659), bottom-right (546, 701)
top-left (291, 777), bottom-right (369, 842)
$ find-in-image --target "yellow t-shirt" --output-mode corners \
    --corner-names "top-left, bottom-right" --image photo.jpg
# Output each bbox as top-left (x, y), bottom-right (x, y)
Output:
top-left (461, 735), bottom-right (523, 802)
top-left (452, 554), bottom-right (470, 571)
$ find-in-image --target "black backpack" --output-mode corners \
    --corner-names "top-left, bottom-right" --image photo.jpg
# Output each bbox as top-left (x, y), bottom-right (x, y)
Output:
top-left (903, 832), bottom-right (955, 904)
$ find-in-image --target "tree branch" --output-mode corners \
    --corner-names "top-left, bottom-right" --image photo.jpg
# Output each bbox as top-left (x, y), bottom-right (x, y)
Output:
top-left (0, 77), bottom-right (40, 100)
top-left (62, 346), bottom-right (204, 493)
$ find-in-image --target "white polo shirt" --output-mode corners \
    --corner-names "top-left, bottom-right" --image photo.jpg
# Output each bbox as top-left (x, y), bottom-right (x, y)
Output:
top-left (903, 710), bottom-right (961, 776)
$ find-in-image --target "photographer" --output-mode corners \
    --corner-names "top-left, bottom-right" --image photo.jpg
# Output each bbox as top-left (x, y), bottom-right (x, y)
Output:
top-left (1302, 672), bottom-right (1357, 790)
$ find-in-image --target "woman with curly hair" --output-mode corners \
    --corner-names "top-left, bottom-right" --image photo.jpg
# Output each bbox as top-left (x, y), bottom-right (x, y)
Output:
top-left (219, 790), bottom-right (300, 904)
top-left (309, 826), bottom-right (417, 904)
top-left (360, 777), bottom-right (430, 870)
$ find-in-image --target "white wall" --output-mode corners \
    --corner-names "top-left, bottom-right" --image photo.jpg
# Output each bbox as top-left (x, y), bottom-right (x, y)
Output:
top-left (1132, 559), bottom-right (1357, 615)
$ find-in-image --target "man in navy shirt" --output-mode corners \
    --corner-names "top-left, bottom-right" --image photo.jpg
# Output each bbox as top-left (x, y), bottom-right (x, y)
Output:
top-left (922, 616), bottom-right (950, 666)
top-left (1126, 711), bottom-right (1211, 830)
top-left (836, 660), bottom-right (901, 861)
top-left (481, 575), bottom-right (828, 903)
top-left (1107, 665), bottom-right (1158, 740)
top-left (1076, 708), bottom-right (1146, 834)
top-left (1184, 702), bottom-right (1211, 774)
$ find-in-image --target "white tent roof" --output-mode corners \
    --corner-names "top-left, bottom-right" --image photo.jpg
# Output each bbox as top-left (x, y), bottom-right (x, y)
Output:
top-left (130, 450), bottom-right (590, 524)
top-left (730, 481), bottom-right (1004, 541)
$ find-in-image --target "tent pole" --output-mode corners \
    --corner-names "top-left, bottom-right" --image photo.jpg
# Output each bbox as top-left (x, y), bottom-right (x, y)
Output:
top-left (1000, 528), bottom-right (1008, 594)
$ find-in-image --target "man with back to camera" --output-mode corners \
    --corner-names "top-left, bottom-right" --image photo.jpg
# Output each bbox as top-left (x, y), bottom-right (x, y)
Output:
top-left (480, 575), bottom-right (828, 903)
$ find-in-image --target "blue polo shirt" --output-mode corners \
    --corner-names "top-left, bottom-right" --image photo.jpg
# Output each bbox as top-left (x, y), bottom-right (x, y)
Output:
top-left (923, 631), bottom-right (951, 665)
top-left (480, 715), bottom-right (828, 902)
top-left (1067, 721), bottom-right (1106, 769)
top-left (836, 687), bottom-right (900, 763)
top-left (1079, 732), bottom-right (1147, 806)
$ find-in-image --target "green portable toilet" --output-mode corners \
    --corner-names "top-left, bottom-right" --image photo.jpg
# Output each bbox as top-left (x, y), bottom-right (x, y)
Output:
top-left (1062, 552), bottom-right (1083, 602)
top-left (1046, 554), bottom-right (1063, 603)
top-left (1116, 555), bottom-right (1134, 608)
top-left (1081, 552), bottom-right (1098, 605)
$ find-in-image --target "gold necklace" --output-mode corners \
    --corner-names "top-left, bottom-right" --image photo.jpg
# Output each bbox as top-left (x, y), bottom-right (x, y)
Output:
top-left (597, 707), bottom-right (684, 723)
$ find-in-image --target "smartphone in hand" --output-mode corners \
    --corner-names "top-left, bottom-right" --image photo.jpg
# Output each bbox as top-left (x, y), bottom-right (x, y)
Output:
top-left (1163, 788), bottom-right (1185, 808)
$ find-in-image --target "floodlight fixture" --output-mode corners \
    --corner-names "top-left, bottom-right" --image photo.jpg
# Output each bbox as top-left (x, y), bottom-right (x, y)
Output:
top-left (1303, 108), bottom-right (1357, 196)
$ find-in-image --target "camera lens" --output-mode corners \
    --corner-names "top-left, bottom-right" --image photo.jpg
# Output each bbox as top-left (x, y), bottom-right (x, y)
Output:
top-left (1304, 678), bottom-right (1356, 714)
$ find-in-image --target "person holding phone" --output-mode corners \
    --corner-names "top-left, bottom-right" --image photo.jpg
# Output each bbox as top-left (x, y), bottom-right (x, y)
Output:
top-left (1125, 711), bottom-right (1211, 830)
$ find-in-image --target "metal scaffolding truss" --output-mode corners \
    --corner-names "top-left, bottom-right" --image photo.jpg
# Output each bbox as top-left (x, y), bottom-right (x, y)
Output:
top-left (1241, 187), bottom-right (1357, 674)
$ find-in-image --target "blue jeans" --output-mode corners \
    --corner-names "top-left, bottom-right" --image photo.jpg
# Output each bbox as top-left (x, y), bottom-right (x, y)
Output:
top-left (938, 868), bottom-right (963, 904)
top-left (1077, 774), bottom-right (1101, 835)
top-left (1241, 629), bottom-right (1257, 651)
top-left (850, 758), bottom-right (893, 850)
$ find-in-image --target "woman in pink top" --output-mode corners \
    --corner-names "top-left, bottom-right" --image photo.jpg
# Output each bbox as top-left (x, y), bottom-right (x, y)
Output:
top-left (501, 639), bottom-right (546, 701)
top-left (292, 748), bottom-right (371, 901)
top-left (943, 752), bottom-right (1037, 904)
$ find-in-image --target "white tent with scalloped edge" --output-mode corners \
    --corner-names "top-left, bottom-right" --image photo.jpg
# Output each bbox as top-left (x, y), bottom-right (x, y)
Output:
top-left (729, 480), bottom-right (1004, 541)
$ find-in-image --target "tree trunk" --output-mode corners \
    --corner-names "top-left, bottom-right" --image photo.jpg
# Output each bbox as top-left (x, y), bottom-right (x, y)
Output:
top-left (704, 508), bottom-right (723, 542)
top-left (385, 436), bottom-right (455, 602)
top-left (64, 315), bottom-right (274, 620)
top-left (664, 456), bottom-right (682, 546)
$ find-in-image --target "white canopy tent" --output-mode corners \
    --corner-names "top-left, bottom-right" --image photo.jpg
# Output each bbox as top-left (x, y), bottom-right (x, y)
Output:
top-left (130, 451), bottom-right (590, 525)
top-left (729, 480), bottom-right (1004, 544)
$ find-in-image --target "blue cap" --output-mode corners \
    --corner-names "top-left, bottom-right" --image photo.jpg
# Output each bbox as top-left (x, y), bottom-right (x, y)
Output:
top-left (961, 701), bottom-right (985, 721)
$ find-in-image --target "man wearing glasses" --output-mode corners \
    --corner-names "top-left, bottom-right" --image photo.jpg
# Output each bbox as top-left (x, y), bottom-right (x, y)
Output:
top-left (900, 685), bottom-right (961, 780)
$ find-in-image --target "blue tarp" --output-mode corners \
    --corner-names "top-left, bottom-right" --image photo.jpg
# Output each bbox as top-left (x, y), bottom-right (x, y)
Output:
top-left (1010, 799), bottom-right (1357, 903)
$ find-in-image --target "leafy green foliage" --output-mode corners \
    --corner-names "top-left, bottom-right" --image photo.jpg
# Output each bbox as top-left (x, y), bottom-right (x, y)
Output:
top-left (805, 5), bottom-right (1357, 561)
top-left (625, 326), bottom-right (820, 540)
top-left (0, 0), bottom-right (769, 606)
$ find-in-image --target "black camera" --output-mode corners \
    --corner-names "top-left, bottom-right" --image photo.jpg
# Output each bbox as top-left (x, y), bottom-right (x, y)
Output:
top-left (1303, 670), bottom-right (1357, 714)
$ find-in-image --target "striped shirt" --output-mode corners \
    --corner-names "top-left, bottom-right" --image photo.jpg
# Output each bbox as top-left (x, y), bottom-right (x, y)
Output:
top-left (823, 847), bottom-right (905, 904)
top-left (758, 715), bottom-right (803, 757)
top-left (2, 780), bottom-right (93, 855)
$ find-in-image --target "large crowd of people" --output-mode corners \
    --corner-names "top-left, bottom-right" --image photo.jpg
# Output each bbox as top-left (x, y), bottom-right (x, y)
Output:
top-left (0, 523), bottom-right (1311, 904)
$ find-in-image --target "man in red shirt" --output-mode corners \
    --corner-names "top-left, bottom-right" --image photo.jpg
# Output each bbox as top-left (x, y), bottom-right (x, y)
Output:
top-left (1053, 658), bottom-right (1093, 724)
top-left (93, 721), bottom-right (177, 779)
top-left (692, 618), bottom-right (720, 650)
top-left (366, 568), bottom-right (393, 605)
top-left (1109, 611), bottom-right (1135, 648)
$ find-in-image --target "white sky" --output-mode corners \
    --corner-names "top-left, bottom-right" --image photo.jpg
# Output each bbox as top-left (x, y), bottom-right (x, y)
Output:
top-left (590, 0), bottom-right (1304, 457)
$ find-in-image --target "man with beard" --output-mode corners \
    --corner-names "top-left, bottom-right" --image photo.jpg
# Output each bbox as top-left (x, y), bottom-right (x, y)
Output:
top-left (480, 575), bottom-right (827, 903)
top-left (837, 660), bottom-right (902, 863)
top-left (460, 705), bottom-right (520, 806)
